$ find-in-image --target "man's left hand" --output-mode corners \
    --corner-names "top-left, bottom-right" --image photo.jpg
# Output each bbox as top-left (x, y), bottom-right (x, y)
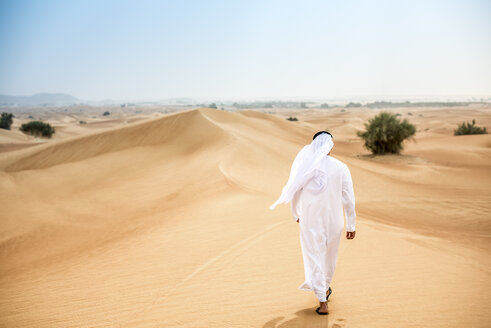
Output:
top-left (346, 231), bottom-right (356, 239)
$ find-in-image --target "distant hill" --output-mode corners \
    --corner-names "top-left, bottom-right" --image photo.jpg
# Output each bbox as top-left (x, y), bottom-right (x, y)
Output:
top-left (0, 93), bottom-right (80, 106)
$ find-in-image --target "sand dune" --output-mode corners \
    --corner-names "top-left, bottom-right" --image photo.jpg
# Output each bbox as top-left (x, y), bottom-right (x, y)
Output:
top-left (0, 107), bottom-right (490, 327)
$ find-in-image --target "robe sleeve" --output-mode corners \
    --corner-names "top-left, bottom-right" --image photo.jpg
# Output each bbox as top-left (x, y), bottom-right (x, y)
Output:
top-left (342, 165), bottom-right (356, 232)
top-left (291, 188), bottom-right (302, 221)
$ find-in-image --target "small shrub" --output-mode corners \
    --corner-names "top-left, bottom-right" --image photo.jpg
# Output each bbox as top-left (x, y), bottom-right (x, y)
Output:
top-left (341, 109), bottom-right (346, 112)
top-left (357, 112), bottom-right (416, 155)
top-left (19, 121), bottom-right (55, 138)
top-left (454, 120), bottom-right (487, 135)
top-left (79, 120), bottom-right (87, 124)
top-left (286, 117), bottom-right (298, 121)
top-left (408, 112), bottom-right (413, 116)
top-left (208, 103), bottom-right (217, 109)
top-left (0, 112), bottom-right (14, 130)
top-left (103, 111), bottom-right (110, 116)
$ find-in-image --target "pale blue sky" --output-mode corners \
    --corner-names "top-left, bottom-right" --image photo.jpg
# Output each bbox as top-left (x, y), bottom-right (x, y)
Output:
top-left (0, 0), bottom-right (489, 101)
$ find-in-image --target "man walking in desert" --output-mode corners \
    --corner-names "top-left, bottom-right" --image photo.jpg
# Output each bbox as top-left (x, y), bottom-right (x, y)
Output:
top-left (270, 131), bottom-right (356, 315)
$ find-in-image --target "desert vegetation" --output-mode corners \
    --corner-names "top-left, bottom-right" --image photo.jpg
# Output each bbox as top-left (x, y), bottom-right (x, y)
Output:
top-left (454, 119), bottom-right (487, 135)
top-left (286, 116), bottom-right (298, 121)
top-left (19, 120), bottom-right (55, 138)
top-left (0, 112), bottom-right (14, 130)
top-left (357, 112), bottom-right (416, 155)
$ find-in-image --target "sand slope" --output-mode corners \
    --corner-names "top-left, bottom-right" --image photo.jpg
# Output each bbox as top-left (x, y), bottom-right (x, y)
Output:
top-left (0, 107), bottom-right (490, 327)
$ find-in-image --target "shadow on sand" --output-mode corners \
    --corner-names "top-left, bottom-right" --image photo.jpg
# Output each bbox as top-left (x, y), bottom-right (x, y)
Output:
top-left (262, 307), bottom-right (348, 328)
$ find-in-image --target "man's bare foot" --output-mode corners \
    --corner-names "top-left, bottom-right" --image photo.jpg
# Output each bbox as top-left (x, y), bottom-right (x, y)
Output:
top-left (316, 301), bottom-right (328, 314)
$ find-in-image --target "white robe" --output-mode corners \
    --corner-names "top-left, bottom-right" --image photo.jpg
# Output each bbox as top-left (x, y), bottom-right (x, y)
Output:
top-left (291, 155), bottom-right (356, 302)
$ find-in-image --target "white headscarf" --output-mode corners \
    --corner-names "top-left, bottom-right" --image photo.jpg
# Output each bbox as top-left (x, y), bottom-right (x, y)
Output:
top-left (270, 132), bottom-right (334, 210)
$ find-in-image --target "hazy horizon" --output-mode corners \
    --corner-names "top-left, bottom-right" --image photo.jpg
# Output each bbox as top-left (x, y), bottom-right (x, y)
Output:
top-left (2, 92), bottom-right (491, 106)
top-left (1, 0), bottom-right (490, 101)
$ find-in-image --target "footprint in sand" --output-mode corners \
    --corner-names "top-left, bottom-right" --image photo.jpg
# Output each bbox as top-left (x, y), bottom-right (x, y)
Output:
top-left (332, 318), bottom-right (346, 328)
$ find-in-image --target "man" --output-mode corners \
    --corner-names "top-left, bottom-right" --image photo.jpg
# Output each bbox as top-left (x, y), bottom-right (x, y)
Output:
top-left (270, 131), bottom-right (356, 315)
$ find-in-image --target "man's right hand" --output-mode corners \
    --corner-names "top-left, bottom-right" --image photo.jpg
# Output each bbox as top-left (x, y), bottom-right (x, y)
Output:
top-left (346, 231), bottom-right (356, 239)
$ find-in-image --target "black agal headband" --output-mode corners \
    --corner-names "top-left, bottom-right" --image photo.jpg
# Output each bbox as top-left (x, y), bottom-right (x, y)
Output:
top-left (313, 131), bottom-right (333, 140)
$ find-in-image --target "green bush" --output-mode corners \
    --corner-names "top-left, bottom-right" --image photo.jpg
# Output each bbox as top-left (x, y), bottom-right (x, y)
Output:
top-left (19, 121), bottom-right (55, 138)
top-left (208, 103), bottom-right (217, 109)
top-left (454, 119), bottom-right (487, 135)
top-left (0, 112), bottom-right (14, 130)
top-left (357, 112), bottom-right (416, 155)
top-left (103, 111), bottom-right (110, 116)
top-left (286, 116), bottom-right (298, 121)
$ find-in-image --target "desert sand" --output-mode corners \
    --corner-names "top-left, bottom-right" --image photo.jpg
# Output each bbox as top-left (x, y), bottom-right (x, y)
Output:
top-left (0, 106), bottom-right (490, 327)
